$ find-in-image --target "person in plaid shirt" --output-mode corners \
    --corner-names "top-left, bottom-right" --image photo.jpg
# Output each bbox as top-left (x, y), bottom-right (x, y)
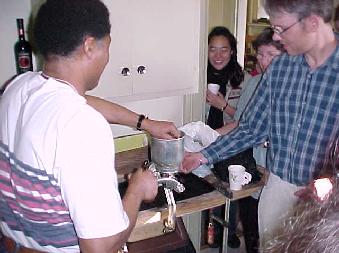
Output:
top-left (182, 0), bottom-right (338, 248)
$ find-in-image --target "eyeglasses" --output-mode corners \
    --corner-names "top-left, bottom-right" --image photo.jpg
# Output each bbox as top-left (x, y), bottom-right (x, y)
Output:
top-left (271, 18), bottom-right (302, 36)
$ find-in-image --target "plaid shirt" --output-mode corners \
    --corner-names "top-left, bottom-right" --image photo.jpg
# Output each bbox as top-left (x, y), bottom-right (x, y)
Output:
top-left (202, 41), bottom-right (339, 186)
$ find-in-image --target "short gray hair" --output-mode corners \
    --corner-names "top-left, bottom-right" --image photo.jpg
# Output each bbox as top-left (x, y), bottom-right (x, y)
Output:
top-left (264, 0), bottom-right (333, 23)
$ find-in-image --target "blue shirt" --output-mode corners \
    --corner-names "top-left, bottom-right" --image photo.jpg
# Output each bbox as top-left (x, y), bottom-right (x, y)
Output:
top-left (202, 40), bottom-right (339, 186)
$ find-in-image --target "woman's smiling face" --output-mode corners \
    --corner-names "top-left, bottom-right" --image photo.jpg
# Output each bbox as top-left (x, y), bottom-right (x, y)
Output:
top-left (208, 35), bottom-right (232, 70)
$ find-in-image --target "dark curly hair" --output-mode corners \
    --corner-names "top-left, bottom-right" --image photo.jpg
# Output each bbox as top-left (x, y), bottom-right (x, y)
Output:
top-left (208, 26), bottom-right (244, 88)
top-left (33, 0), bottom-right (111, 58)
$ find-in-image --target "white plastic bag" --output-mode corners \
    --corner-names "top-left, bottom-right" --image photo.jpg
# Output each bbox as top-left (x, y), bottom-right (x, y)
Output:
top-left (179, 121), bottom-right (220, 177)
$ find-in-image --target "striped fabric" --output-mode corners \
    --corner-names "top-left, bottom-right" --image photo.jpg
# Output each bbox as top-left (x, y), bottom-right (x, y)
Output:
top-left (202, 41), bottom-right (339, 186)
top-left (0, 142), bottom-right (78, 248)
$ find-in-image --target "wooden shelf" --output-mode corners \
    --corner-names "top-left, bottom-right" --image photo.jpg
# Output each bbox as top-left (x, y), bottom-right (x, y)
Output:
top-left (247, 22), bottom-right (270, 27)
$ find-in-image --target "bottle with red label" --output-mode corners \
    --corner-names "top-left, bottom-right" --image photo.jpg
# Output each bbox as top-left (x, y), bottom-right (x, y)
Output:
top-left (14, 18), bottom-right (33, 74)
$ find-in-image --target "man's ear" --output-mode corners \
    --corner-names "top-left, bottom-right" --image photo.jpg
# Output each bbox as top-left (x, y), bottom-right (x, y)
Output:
top-left (82, 36), bottom-right (96, 59)
top-left (304, 14), bottom-right (320, 32)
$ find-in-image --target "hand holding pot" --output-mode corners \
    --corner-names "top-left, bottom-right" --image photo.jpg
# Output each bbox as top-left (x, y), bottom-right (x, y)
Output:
top-left (180, 152), bottom-right (208, 174)
top-left (142, 118), bottom-right (181, 139)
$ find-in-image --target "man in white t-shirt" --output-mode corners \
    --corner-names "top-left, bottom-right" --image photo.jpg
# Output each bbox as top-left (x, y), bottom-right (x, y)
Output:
top-left (0, 0), bottom-right (177, 252)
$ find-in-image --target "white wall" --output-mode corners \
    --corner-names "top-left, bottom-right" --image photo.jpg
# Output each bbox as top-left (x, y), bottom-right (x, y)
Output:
top-left (0, 1), bottom-right (185, 137)
top-left (235, 0), bottom-right (248, 67)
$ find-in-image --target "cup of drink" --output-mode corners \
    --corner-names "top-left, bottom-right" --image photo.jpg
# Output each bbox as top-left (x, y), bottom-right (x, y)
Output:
top-left (207, 83), bottom-right (220, 95)
top-left (228, 165), bottom-right (252, 191)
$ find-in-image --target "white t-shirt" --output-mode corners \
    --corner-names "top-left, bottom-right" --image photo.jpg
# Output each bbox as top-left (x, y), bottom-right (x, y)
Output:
top-left (0, 72), bottom-right (129, 252)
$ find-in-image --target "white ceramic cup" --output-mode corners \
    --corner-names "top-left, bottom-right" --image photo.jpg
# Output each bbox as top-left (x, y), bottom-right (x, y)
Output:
top-left (207, 83), bottom-right (220, 95)
top-left (228, 165), bottom-right (252, 191)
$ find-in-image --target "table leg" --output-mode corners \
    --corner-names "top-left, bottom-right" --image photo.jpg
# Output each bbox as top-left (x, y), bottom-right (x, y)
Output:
top-left (222, 198), bottom-right (230, 253)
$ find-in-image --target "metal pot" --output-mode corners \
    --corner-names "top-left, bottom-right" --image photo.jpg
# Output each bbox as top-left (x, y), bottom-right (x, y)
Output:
top-left (150, 131), bottom-right (185, 173)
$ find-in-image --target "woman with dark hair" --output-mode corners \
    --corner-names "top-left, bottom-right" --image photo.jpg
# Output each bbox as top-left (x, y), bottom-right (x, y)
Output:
top-left (206, 26), bottom-right (245, 129)
top-left (205, 26), bottom-right (247, 249)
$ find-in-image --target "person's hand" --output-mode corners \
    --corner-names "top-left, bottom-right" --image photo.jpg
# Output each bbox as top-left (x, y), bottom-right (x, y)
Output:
top-left (180, 152), bottom-right (208, 174)
top-left (294, 186), bottom-right (314, 202)
top-left (142, 118), bottom-right (180, 139)
top-left (294, 178), bottom-right (333, 203)
top-left (127, 168), bottom-right (158, 202)
top-left (206, 90), bottom-right (226, 110)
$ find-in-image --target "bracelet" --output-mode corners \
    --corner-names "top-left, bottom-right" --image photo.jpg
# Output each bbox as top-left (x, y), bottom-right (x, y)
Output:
top-left (136, 114), bottom-right (146, 130)
top-left (220, 103), bottom-right (228, 112)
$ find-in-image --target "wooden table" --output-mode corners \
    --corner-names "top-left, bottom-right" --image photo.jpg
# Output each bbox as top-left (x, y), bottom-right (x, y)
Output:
top-left (203, 169), bottom-right (267, 253)
top-left (129, 189), bottom-right (226, 242)
top-left (128, 171), bottom-right (266, 252)
top-left (115, 146), bottom-right (267, 252)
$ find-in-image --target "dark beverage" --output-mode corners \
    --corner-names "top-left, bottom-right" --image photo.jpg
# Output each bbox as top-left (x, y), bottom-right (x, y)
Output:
top-left (14, 18), bottom-right (33, 74)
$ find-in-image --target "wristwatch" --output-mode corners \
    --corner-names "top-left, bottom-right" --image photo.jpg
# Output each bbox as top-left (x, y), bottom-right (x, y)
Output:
top-left (136, 114), bottom-right (147, 130)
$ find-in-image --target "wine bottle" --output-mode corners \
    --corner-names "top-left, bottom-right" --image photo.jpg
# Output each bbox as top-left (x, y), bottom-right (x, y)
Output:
top-left (14, 18), bottom-right (33, 74)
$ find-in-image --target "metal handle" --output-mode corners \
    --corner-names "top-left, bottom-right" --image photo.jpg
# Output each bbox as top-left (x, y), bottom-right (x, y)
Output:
top-left (121, 67), bottom-right (130, 76)
top-left (157, 177), bottom-right (185, 193)
top-left (143, 161), bottom-right (185, 193)
top-left (163, 188), bottom-right (176, 233)
top-left (137, 65), bottom-right (146, 74)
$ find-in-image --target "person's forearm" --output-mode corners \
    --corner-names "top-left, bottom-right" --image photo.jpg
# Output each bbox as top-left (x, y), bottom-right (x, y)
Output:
top-left (220, 100), bottom-right (236, 118)
top-left (121, 189), bottom-right (142, 237)
top-left (79, 190), bottom-right (143, 253)
top-left (216, 121), bottom-right (238, 135)
top-left (86, 95), bottom-right (180, 139)
top-left (224, 104), bottom-right (236, 117)
top-left (86, 95), bottom-right (140, 127)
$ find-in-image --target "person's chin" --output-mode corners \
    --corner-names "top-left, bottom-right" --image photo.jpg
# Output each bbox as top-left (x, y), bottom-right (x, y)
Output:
top-left (212, 64), bottom-right (227, 70)
top-left (284, 46), bottom-right (298, 56)
top-left (88, 82), bottom-right (99, 91)
top-left (286, 50), bottom-right (299, 56)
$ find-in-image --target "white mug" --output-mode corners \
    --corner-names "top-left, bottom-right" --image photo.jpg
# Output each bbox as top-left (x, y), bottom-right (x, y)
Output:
top-left (207, 83), bottom-right (220, 95)
top-left (228, 165), bottom-right (252, 191)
